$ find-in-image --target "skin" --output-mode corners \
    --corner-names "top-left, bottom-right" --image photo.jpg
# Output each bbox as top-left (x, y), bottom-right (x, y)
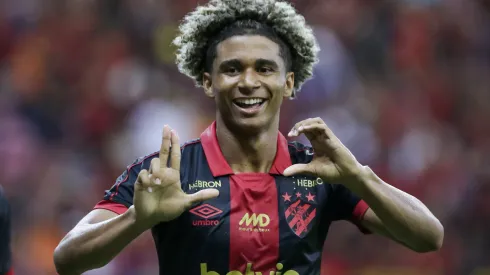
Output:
top-left (285, 118), bottom-right (444, 252)
top-left (53, 34), bottom-right (443, 275)
top-left (202, 35), bottom-right (294, 173)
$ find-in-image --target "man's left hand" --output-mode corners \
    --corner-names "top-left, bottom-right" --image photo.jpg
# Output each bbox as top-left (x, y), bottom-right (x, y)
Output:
top-left (284, 117), bottom-right (364, 185)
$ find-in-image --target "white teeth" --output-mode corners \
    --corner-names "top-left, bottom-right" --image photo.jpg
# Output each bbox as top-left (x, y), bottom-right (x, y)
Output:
top-left (235, 98), bottom-right (264, 105)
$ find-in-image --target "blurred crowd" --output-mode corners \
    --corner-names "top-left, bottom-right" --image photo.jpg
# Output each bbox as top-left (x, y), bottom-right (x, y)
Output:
top-left (0, 0), bottom-right (489, 274)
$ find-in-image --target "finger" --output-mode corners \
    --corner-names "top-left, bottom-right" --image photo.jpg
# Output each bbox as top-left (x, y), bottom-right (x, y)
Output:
top-left (298, 123), bottom-right (339, 141)
top-left (283, 163), bottom-right (339, 180)
top-left (288, 117), bottom-right (324, 137)
top-left (296, 124), bottom-right (328, 138)
top-left (135, 169), bottom-right (151, 190)
top-left (185, 189), bottom-right (220, 208)
top-left (159, 125), bottom-right (172, 169)
top-left (288, 120), bottom-right (307, 137)
top-left (305, 118), bottom-right (335, 138)
top-left (149, 158), bottom-right (162, 185)
top-left (283, 164), bottom-right (313, 177)
top-left (316, 121), bottom-right (336, 139)
top-left (289, 123), bottom-right (323, 139)
top-left (288, 120), bottom-right (306, 137)
top-left (169, 130), bottom-right (181, 171)
top-left (149, 158), bottom-right (160, 174)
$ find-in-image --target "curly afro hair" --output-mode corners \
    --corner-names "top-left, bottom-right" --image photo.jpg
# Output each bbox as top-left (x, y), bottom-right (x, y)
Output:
top-left (173, 0), bottom-right (319, 96)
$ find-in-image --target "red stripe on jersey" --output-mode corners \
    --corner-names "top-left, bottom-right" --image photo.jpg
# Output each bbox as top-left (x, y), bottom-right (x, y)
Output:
top-left (351, 200), bottom-right (371, 234)
top-left (4, 267), bottom-right (13, 275)
top-left (229, 174), bottom-right (279, 274)
top-left (94, 200), bottom-right (128, 215)
top-left (352, 200), bottom-right (369, 220)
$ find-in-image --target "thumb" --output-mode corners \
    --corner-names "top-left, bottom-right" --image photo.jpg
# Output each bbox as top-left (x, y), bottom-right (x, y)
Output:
top-left (283, 163), bottom-right (314, 177)
top-left (186, 188), bottom-right (220, 205)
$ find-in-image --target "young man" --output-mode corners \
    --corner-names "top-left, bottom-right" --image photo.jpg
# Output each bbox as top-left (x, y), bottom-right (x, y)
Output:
top-left (54, 1), bottom-right (444, 274)
top-left (0, 187), bottom-right (13, 275)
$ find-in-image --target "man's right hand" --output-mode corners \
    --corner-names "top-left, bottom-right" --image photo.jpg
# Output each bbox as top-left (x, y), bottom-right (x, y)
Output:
top-left (133, 125), bottom-right (219, 228)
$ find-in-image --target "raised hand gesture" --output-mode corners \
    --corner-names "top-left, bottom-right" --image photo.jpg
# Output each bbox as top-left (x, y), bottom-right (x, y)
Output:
top-left (284, 118), bottom-right (364, 186)
top-left (133, 125), bottom-right (219, 228)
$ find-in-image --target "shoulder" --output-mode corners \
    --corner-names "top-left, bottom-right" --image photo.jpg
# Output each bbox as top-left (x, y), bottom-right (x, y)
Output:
top-left (128, 138), bottom-right (203, 171)
top-left (287, 141), bottom-right (314, 164)
top-left (181, 138), bottom-right (202, 152)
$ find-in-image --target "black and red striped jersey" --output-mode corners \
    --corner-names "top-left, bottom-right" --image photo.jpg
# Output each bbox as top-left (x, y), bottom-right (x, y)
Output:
top-left (95, 122), bottom-right (370, 275)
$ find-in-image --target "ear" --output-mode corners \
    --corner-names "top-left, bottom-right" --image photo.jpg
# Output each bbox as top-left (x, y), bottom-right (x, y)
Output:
top-left (283, 72), bottom-right (295, 98)
top-left (202, 73), bottom-right (214, 98)
top-left (202, 72), bottom-right (214, 98)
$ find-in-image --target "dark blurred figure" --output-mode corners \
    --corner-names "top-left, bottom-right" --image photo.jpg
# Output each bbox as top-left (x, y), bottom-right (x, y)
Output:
top-left (0, 187), bottom-right (12, 275)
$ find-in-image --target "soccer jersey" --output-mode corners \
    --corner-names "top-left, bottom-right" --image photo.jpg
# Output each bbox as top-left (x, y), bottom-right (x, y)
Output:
top-left (95, 122), bottom-right (370, 275)
top-left (0, 187), bottom-right (12, 275)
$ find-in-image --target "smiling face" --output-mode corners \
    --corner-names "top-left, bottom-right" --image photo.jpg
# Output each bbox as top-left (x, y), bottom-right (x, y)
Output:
top-left (203, 35), bottom-right (294, 133)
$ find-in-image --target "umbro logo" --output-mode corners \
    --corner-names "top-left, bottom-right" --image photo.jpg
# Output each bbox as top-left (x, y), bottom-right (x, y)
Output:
top-left (189, 204), bottom-right (223, 219)
top-left (189, 204), bottom-right (222, 227)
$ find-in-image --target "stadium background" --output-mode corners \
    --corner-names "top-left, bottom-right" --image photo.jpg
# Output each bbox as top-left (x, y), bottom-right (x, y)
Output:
top-left (0, 0), bottom-right (489, 274)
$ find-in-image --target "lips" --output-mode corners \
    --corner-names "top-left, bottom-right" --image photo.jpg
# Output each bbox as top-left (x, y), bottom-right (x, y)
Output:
top-left (232, 97), bottom-right (266, 108)
top-left (232, 97), bottom-right (268, 116)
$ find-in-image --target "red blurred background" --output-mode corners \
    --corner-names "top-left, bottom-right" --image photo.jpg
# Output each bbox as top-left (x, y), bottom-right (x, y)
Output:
top-left (0, 0), bottom-right (489, 274)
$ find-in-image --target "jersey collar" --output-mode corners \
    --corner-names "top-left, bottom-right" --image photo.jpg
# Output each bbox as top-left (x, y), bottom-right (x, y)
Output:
top-left (200, 121), bottom-right (292, 177)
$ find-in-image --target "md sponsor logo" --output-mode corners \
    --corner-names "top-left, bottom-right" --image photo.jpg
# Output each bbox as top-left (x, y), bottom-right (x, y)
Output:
top-left (200, 263), bottom-right (299, 275)
top-left (189, 204), bottom-right (222, 227)
top-left (238, 213), bottom-right (270, 232)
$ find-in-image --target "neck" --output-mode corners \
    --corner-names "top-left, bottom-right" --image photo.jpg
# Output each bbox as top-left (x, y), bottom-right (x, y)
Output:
top-left (216, 117), bottom-right (279, 174)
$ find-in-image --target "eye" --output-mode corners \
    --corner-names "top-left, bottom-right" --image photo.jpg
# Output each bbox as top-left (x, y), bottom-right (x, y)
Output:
top-left (258, 67), bottom-right (274, 74)
top-left (225, 67), bottom-right (240, 75)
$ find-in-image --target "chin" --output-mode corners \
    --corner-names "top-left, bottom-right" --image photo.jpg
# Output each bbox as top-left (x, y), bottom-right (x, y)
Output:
top-left (229, 116), bottom-right (275, 134)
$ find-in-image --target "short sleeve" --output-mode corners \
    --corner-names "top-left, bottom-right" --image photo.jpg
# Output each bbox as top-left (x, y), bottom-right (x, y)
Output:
top-left (330, 184), bottom-right (371, 233)
top-left (0, 189), bottom-right (12, 274)
top-left (94, 153), bottom-right (158, 215)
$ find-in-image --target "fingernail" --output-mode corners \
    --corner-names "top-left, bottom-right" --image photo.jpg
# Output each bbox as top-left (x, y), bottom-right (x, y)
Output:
top-left (298, 126), bottom-right (303, 131)
top-left (155, 178), bottom-right (161, 185)
top-left (148, 187), bottom-right (153, 193)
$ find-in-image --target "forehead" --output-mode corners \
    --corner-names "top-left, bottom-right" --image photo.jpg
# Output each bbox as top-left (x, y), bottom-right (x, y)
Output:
top-left (215, 35), bottom-right (283, 65)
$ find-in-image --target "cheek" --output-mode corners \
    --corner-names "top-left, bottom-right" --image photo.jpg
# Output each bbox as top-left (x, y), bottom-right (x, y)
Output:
top-left (214, 75), bottom-right (238, 90)
top-left (212, 85), bottom-right (231, 106)
top-left (210, 76), bottom-right (233, 99)
top-left (265, 77), bottom-right (288, 97)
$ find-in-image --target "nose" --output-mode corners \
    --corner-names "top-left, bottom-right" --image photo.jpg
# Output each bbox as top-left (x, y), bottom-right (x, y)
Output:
top-left (237, 68), bottom-right (260, 93)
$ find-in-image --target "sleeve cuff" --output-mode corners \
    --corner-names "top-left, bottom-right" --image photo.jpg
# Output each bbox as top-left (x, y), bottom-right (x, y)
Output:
top-left (351, 200), bottom-right (371, 234)
top-left (94, 200), bottom-right (129, 215)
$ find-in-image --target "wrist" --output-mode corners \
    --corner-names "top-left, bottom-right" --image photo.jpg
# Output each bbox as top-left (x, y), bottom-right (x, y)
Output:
top-left (126, 206), bottom-right (155, 232)
top-left (343, 165), bottom-right (378, 195)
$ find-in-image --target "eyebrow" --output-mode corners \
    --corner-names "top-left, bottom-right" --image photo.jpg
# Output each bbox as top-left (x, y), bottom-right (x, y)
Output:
top-left (255, 58), bottom-right (279, 69)
top-left (218, 58), bottom-right (280, 71)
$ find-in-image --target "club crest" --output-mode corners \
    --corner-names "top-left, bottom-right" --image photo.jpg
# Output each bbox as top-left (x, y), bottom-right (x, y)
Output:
top-left (282, 190), bottom-right (317, 237)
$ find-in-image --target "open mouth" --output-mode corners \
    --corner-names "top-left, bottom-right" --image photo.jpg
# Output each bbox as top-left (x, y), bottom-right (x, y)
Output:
top-left (232, 98), bottom-right (266, 109)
